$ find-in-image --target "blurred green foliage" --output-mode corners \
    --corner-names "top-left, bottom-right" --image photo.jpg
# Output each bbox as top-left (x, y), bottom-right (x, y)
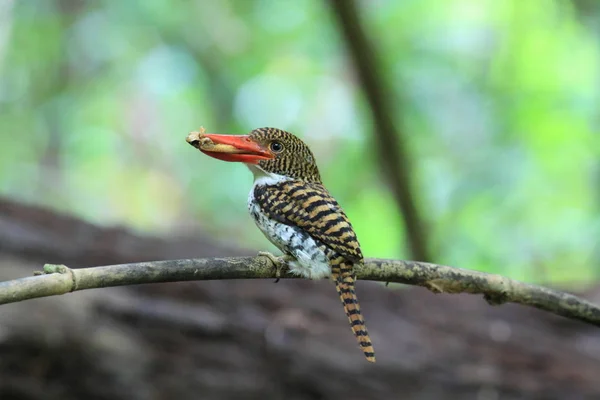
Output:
top-left (0, 0), bottom-right (598, 285)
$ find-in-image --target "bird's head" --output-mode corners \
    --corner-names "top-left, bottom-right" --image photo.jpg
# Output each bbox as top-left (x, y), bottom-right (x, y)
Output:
top-left (187, 127), bottom-right (322, 183)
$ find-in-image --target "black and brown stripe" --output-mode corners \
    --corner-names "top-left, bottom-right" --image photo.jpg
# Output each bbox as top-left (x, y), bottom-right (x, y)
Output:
top-left (249, 128), bottom-right (322, 183)
top-left (331, 257), bottom-right (376, 363)
top-left (253, 179), bottom-right (376, 362)
top-left (254, 181), bottom-right (363, 262)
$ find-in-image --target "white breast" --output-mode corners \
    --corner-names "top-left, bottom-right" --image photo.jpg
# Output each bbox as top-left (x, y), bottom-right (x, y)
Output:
top-left (246, 170), bottom-right (331, 280)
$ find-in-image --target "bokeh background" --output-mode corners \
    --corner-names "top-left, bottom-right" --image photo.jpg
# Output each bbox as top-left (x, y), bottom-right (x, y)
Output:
top-left (1, 1), bottom-right (600, 399)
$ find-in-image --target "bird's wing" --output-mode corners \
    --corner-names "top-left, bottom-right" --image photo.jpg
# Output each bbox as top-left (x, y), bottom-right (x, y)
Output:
top-left (253, 181), bottom-right (364, 263)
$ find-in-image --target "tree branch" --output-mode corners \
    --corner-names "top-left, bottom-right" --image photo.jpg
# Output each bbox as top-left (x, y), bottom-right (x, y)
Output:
top-left (1, 257), bottom-right (599, 327)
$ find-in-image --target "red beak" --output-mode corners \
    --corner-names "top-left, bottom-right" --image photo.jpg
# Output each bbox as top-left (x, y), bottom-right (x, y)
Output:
top-left (186, 131), bottom-right (274, 164)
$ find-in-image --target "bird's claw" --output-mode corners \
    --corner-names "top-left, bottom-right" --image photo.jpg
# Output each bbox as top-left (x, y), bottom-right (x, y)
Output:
top-left (258, 251), bottom-right (293, 283)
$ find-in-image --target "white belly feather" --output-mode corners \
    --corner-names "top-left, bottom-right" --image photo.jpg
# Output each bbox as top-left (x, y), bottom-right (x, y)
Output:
top-left (247, 174), bottom-right (331, 280)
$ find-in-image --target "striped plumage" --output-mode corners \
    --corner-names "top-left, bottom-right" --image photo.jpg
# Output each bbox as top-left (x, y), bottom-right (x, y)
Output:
top-left (186, 127), bottom-right (376, 363)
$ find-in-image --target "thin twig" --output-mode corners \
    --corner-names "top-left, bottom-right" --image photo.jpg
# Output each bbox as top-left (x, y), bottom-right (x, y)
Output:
top-left (1, 257), bottom-right (599, 328)
top-left (327, 0), bottom-right (431, 262)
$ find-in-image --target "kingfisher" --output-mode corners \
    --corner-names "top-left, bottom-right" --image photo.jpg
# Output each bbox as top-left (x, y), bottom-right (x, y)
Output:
top-left (186, 127), bottom-right (376, 363)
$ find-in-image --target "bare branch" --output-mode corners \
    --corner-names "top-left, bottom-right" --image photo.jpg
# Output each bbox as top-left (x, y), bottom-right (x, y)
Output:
top-left (1, 257), bottom-right (598, 327)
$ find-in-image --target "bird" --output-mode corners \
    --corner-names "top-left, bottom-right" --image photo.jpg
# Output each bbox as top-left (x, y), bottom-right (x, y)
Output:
top-left (186, 127), bottom-right (376, 363)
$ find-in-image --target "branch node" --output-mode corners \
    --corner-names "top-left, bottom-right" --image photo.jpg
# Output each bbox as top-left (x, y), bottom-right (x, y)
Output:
top-left (41, 264), bottom-right (78, 292)
top-left (42, 264), bottom-right (67, 274)
top-left (424, 281), bottom-right (444, 294)
top-left (484, 292), bottom-right (509, 306)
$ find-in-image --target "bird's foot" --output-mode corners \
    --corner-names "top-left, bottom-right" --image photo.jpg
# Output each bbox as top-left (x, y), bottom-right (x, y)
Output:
top-left (258, 251), bottom-right (294, 283)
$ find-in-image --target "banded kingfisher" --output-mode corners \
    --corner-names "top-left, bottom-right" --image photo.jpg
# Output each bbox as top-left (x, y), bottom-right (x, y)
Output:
top-left (186, 127), bottom-right (376, 363)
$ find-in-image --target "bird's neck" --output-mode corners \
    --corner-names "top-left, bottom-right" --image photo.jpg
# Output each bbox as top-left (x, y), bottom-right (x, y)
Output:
top-left (246, 164), bottom-right (323, 187)
top-left (247, 164), bottom-right (291, 187)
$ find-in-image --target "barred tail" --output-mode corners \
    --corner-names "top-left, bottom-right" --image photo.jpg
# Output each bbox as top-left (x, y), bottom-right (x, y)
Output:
top-left (333, 261), bottom-right (376, 363)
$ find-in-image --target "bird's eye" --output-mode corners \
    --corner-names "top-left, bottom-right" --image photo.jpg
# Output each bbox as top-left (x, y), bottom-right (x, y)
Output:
top-left (270, 141), bottom-right (283, 153)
